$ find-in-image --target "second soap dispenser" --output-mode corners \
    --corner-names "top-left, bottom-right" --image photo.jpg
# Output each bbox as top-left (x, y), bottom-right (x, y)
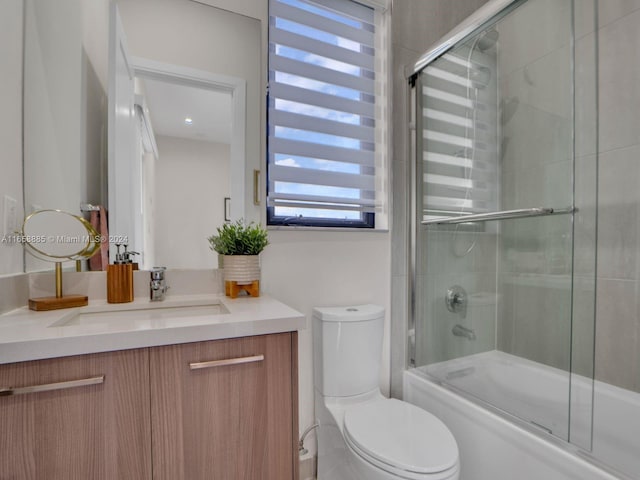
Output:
top-left (107, 244), bottom-right (134, 303)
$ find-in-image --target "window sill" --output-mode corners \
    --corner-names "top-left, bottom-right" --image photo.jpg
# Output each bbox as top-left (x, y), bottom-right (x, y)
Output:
top-left (267, 225), bottom-right (389, 233)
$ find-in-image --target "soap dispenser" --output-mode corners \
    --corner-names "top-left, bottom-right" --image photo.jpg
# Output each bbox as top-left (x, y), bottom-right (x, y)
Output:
top-left (107, 244), bottom-right (134, 303)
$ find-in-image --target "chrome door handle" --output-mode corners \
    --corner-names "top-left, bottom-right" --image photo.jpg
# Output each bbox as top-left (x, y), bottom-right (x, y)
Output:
top-left (189, 354), bottom-right (264, 370)
top-left (253, 169), bottom-right (261, 206)
top-left (0, 375), bottom-right (105, 397)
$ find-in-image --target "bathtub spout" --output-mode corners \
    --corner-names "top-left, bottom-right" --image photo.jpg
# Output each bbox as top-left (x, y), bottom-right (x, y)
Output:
top-left (452, 324), bottom-right (476, 340)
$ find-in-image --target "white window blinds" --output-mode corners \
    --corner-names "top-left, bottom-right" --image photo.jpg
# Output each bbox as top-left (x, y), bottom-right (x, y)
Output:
top-left (267, 0), bottom-right (380, 223)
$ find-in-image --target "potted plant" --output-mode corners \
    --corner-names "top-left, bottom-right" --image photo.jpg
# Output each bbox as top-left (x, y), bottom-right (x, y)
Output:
top-left (208, 220), bottom-right (268, 297)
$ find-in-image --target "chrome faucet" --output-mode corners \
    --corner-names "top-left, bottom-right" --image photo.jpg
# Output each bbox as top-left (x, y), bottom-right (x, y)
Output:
top-left (150, 267), bottom-right (168, 301)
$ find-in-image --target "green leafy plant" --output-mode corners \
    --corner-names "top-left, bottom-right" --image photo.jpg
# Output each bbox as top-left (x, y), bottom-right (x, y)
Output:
top-left (207, 219), bottom-right (269, 255)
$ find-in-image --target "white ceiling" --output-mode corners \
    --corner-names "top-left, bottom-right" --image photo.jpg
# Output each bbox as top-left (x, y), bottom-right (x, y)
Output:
top-left (140, 76), bottom-right (232, 144)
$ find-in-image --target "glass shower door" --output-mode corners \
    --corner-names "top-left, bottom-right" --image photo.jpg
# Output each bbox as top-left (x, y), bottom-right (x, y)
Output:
top-left (412, 0), bottom-right (597, 449)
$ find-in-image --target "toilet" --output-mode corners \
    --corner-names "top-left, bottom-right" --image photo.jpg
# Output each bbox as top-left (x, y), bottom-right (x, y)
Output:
top-left (313, 305), bottom-right (460, 480)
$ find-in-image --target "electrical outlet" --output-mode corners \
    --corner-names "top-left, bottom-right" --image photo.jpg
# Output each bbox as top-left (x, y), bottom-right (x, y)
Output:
top-left (3, 195), bottom-right (17, 236)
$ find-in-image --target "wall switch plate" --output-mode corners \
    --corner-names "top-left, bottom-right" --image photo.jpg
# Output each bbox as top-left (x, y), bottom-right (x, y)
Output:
top-left (3, 195), bottom-right (18, 236)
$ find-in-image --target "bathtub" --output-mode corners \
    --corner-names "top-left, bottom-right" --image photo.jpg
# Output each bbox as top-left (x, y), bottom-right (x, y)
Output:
top-left (404, 350), bottom-right (638, 480)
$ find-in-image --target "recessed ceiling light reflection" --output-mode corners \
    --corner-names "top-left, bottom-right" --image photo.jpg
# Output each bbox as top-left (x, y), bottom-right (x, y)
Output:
top-left (184, 117), bottom-right (193, 125)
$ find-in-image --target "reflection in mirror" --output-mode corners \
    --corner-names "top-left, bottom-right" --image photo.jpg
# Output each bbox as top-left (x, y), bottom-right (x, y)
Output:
top-left (22, 210), bottom-right (99, 310)
top-left (0, 0), bottom-right (26, 275)
top-left (19, 0), bottom-right (262, 274)
top-left (123, 65), bottom-right (242, 269)
top-left (23, 0), bottom-right (109, 274)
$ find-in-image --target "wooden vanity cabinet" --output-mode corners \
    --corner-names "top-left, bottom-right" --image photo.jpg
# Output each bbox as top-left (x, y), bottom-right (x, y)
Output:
top-left (0, 332), bottom-right (298, 480)
top-left (0, 348), bottom-right (152, 480)
top-left (150, 332), bottom-right (299, 480)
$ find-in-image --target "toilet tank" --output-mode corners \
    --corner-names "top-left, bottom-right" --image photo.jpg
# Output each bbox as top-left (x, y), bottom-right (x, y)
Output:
top-left (313, 304), bottom-right (384, 397)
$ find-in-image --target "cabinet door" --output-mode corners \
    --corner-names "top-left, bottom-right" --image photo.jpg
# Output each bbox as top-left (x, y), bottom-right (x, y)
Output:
top-left (151, 332), bottom-right (297, 480)
top-left (0, 348), bottom-right (151, 480)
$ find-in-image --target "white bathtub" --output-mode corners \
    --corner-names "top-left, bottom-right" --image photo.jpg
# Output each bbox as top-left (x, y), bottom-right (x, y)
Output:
top-left (404, 350), bottom-right (638, 480)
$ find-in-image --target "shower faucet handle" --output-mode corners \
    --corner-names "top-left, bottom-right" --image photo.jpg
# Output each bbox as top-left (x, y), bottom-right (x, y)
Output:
top-left (446, 285), bottom-right (467, 318)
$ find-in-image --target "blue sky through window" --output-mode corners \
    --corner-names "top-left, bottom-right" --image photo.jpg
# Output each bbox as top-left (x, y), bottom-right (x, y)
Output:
top-left (274, 154), bottom-right (360, 173)
top-left (275, 182), bottom-right (360, 199)
top-left (276, 18), bottom-right (361, 52)
top-left (276, 45), bottom-right (360, 77)
top-left (275, 72), bottom-right (361, 100)
top-left (275, 99), bottom-right (360, 125)
top-left (275, 127), bottom-right (361, 150)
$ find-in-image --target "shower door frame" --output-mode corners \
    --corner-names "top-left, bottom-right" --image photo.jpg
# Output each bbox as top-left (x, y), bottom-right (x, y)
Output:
top-left (406, 0), bottom-right (598, 455)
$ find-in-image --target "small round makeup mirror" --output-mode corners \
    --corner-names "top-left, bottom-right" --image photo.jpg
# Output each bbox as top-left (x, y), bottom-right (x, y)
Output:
top-left (22, 210), bottom-right (100, 311)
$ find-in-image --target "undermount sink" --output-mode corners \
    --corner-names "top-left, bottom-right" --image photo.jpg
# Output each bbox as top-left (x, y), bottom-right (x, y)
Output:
top-left (48, 298), bottom-right (229, 328)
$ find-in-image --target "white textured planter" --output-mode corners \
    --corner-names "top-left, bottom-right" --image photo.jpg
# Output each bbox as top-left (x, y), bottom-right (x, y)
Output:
top-left (222, 255), bottom-right (260, 284)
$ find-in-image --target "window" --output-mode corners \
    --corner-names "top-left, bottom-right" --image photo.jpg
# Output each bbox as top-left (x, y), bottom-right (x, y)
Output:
top-left (267, 0), bottom-right (386, 228)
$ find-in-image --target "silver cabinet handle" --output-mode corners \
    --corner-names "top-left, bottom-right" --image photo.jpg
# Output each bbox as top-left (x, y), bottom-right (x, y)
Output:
top-left (0, 375), bottom-right (105, 397)
top-left (189, 354), bottom-right (264, 371)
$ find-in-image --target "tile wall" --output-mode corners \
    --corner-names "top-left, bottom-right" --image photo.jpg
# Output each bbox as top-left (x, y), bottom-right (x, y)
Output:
top-left (594, 0), bottom-right (640, 392)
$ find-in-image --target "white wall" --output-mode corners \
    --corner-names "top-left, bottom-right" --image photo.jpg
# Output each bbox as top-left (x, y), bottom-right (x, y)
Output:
top-left (262, 230), bottom-right (391, 458)
top-left (23, 0), bottom-right (109, 272)
top-left (154, 135), bottom-right (230, 269)
top-left (0, 0), bottom-right (25, 275)
top-left (116, 0), bottom-right (261, 223)
top-left (190, 1), bottom-right (267, 205)
top-left (23, 0), bottom-right (82, 221)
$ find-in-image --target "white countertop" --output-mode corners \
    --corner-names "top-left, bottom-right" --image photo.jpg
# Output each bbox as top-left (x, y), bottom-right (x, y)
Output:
top-left (0, 294), bottom-right (305, 364)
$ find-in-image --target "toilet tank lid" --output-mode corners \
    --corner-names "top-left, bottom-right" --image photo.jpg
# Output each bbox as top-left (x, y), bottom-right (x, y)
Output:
top-left (312, 304), bottom-right (384, 322)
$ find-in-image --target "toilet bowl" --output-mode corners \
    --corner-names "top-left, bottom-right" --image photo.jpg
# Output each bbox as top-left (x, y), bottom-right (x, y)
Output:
top-left (313, 305), bottom-right (460, 480)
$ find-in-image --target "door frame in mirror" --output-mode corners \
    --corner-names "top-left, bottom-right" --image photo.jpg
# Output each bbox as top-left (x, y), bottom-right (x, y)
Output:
top-left (130, 56), bottom-right (246, 223)
top-left (109, 57), bottom-right (247, 268)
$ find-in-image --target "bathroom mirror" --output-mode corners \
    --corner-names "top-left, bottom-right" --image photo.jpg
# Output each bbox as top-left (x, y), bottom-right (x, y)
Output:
top-left (18, 0), bottom-right (262, 273)
top-left (22, 210), bottom-right (99, 310)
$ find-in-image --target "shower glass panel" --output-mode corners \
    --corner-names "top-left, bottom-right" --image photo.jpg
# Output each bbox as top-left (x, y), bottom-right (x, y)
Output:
top-left (413, 0), bottom-right (596, 448)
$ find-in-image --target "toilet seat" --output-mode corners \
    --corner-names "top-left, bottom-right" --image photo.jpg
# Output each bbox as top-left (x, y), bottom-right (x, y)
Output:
top-left (343, 399), bottom-right (459, 479)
